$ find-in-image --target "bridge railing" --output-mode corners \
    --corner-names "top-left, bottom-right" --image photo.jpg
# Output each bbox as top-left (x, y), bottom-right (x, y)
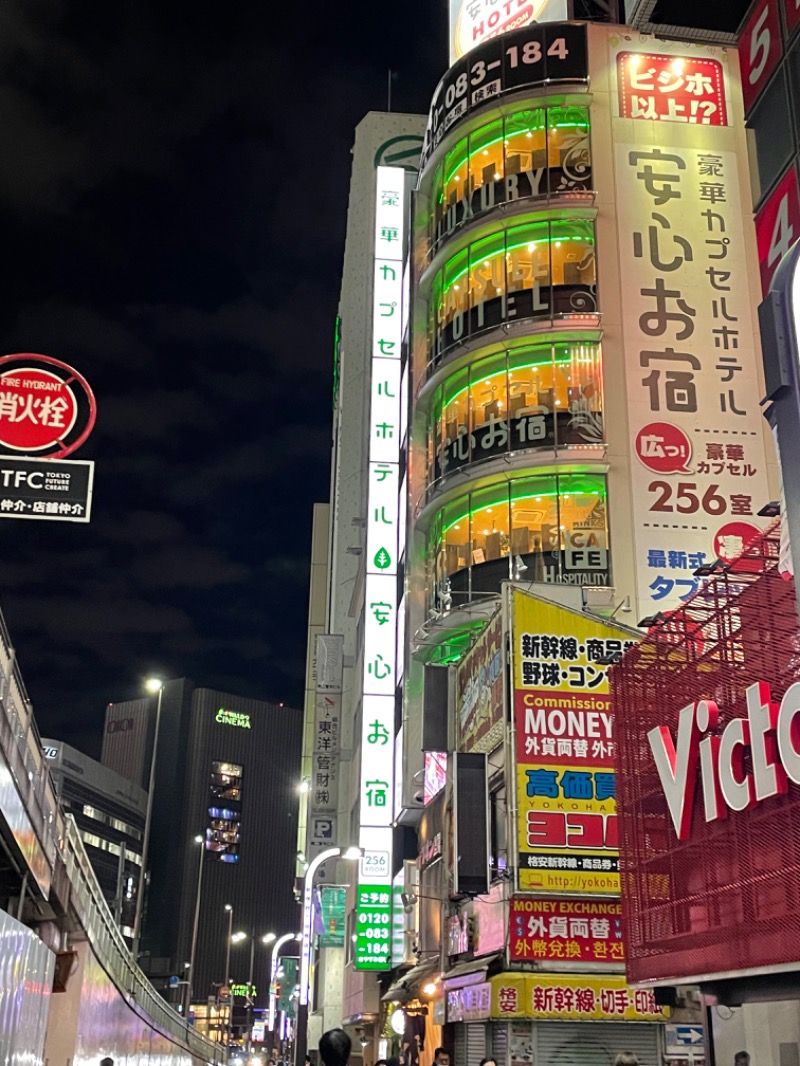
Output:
top-left (64, 815), bottom-right (224, 1063)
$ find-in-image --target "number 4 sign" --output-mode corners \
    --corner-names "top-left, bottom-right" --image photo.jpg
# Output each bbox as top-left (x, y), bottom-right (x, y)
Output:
top-left (756, 165), bottom-right (800, 295)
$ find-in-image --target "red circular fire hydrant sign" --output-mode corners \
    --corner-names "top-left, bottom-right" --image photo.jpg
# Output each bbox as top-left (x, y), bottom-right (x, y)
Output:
top-left (0, 354), bottom-right (96, 458)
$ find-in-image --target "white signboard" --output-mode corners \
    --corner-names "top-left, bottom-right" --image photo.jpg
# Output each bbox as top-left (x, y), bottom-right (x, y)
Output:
top-left (448, 0), bottom-right (568, 64)
top-left (612, 40), bottom-right (770, 616)
top-left (359, 166), bottom-right (407, 888)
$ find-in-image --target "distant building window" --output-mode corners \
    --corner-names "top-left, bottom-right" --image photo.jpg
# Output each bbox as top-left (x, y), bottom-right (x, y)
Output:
top-left (206, 761), bottom-right (243, 860)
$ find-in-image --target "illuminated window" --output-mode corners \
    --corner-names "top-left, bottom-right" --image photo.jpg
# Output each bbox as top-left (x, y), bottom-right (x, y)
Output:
top-left (427, 343), bottom-right (603, 489)
top-left (430, 220), bottom-right (597, 361)
top-left (207, 761), bottom-right (242, 860)
top-left (429, 474), bottom-right (609, 608)
top-left (429, 105), bottom-right (592, 254)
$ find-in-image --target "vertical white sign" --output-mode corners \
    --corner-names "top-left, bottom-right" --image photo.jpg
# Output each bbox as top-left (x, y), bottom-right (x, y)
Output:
top-left (611, 40), bottom-right (771, 617)
top-left (360, 167), bottom-right (407, 887)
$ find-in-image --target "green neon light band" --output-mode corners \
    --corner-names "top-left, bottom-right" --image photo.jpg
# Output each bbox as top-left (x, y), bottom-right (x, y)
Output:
top-left (439, 478), bottom-right (607, 536)
top-left (441, 109), bottom-right (590, 186)
top-left (440, 228), bottom-right (596, 293)
top-left (440, 346), bottom-right (598, 407)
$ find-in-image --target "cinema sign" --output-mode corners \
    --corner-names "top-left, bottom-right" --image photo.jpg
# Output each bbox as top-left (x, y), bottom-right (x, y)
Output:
top-left (649, 680), bottom-right (800, 839)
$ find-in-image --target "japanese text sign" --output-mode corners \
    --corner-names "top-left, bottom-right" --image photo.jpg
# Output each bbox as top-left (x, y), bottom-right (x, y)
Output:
top-left (353, 886), bottom-right (392, 971)
top-left (456, 607), bottom-right (504, 754)
top-left (511, 588), bottom-right (635, 893)
top-left (0, 456), bottom-right (94, 523)
top-left (509, 897), bottom-right (624, 964)
top-left (490, 973), bottom-right (665, 1022)
top-left (308, 635), bottom-right (342, 863)
top-left (447, 0), bottom-right (566, 64)
top-left (0, 353), bottom-right (96, 459)
top-left (617, 52), bottom-right (728, 126)
top-left (360, 167), bottom-right (408, 887)
top-left (610, 37), bottom-right (771, 616)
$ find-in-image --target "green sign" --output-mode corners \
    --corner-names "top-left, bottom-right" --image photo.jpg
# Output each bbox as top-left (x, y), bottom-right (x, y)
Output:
top-left (229, 983), bottom-right (256, 998)
top-left (319, 886), bottom-right (346, 947)
top-left (354, 885), bottom-right (392, 971)
top-left (277, 956), bottom-right (298, 1015)
top-left (215, 708), bottom-right (251, 729)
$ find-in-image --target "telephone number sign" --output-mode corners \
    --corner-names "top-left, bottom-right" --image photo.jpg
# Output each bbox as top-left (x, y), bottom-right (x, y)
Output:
top-left (421, 22), bottom-right (588, 167)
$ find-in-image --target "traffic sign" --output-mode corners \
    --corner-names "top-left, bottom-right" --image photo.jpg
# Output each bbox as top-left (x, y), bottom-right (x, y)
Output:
top-left (168, 975), bottom-right (180, 988)
top-left (0, 354), bottom-right (96, 458)
top-left (665, 1025), bottom-right (704, 1054)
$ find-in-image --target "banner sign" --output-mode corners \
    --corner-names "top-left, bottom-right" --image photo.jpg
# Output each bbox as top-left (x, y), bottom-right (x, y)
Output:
top-left (490, 973), bottom-right (666, 1021)
top-left (0, 456), bottom-right (93, 523)
top-left (456, 607), bottom-right (504, 754)
top-left (317, 886), bottom-right (346, 947)
top-left (509, 896), bottom-right (624, 963)
top-left (422, 22), bottom-right (588, 167)
top-left (511, 588), bottom-right (637, 894)
top-left (611, 38), bottom-right (770, 616)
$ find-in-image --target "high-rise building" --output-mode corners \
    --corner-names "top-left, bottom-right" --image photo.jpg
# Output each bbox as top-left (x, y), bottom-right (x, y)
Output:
top-left (295, 111), bottom-right (426, 1060)
top-left (103, 678), bottom-right (302, 1014)
top-left (41, 738), bottom-right (146, 938)
top-left (300, 9), bottom-right (782, 1066)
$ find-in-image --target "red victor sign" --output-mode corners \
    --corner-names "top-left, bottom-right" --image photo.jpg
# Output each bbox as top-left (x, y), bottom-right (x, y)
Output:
top-left (648, 681), bottom-right (800, 838)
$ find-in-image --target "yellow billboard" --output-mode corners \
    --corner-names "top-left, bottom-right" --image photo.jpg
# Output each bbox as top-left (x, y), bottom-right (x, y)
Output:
top-left (511, 588), bottom-right (637, 894)
top-left (490, 973), bottom-right (666, 1022)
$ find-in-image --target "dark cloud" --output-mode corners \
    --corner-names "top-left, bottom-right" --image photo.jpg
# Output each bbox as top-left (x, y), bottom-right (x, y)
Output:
top-left (0, 0), bottom-right (445, 755)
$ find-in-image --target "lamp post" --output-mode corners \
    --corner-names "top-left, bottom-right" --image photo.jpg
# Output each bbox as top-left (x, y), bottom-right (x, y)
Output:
top-left (183, 834), bottom-right (205, 1018)
top-left (132, 677), bottom-right (164, 959)
top-left (224, 904), bottom-right (233, 1046)
top-left (268, 932), bottom-right (301, 1038)
top-left (231, 929), bottom-right (276, 1053)
top-left (294, 846), bottom-right (362, 1066)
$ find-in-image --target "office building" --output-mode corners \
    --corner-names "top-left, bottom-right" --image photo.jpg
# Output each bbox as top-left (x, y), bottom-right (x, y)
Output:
top-left (42, 738), bottom-right (146, 938)
top-left (295, 111), bottom-right (426, 1059)
top-left (102, 679), bottom-right (302, 1010)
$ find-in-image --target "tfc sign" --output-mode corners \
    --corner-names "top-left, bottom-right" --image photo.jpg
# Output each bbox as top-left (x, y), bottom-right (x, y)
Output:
top-left (648, 680), bottom-right (800, 838)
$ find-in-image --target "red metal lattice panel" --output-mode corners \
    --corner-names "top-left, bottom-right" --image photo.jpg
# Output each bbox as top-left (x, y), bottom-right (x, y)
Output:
top-left (613, 522), bottom-right (800, 984)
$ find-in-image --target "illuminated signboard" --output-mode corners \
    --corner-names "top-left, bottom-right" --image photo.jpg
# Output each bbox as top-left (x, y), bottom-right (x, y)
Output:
top-left (610, 36), bottom-right (770, 616)
top-left (215, 708), bottom-right (251, 729)
top-left (422, 22), bottom-right (588, 167)
top-left (447, 0), bottom-right (568, 65)
top-left (354, 885), bottom-right (392, 970)
top-left (355, 165), bottom-right (407, 969)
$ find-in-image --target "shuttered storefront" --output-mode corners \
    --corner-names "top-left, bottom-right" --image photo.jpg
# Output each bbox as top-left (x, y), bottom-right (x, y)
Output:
top-left (455, 1022), bottom-right (489, 1066)
top-left (535, 1021), bottom-right (660, 1066)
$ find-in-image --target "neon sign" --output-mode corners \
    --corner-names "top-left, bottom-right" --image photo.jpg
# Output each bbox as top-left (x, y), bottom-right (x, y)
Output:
top-left (215, 708), bottom-right (251, 729)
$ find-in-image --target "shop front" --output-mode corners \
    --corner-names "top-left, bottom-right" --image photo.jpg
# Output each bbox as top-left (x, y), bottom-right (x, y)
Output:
top-left (441, 973), bottom-right (668, 1066)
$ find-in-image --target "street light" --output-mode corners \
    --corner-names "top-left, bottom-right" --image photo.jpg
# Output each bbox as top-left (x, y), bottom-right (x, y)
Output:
top-left (224, 904), bottom-right (234, 1046)
top-left (231, 929), bottom-right (277, 1053)
top-left (268, 932), bottom-right (301, 1035)
top-left (132, 677), bottom-right (164, 959)
top-left (183, 834), bottom-right (205, 1017)
top-left (294, 846), bottom-right (362, 1066)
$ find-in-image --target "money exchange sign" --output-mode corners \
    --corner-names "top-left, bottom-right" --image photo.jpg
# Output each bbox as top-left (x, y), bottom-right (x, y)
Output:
top-left (612, 41), bottom-right (771, 616)
top-left (509, 896), bottom-right (624, 964)
top-left (512, 588), bottom-right (637, 894)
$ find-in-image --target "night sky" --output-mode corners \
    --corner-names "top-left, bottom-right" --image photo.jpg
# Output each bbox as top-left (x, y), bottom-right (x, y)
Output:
top-left (0, 0), bottom-right (446, 755)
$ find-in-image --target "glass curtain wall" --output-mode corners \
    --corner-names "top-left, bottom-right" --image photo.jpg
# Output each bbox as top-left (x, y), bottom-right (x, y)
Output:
top-left (428, 341), bottom-right (603, 489)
